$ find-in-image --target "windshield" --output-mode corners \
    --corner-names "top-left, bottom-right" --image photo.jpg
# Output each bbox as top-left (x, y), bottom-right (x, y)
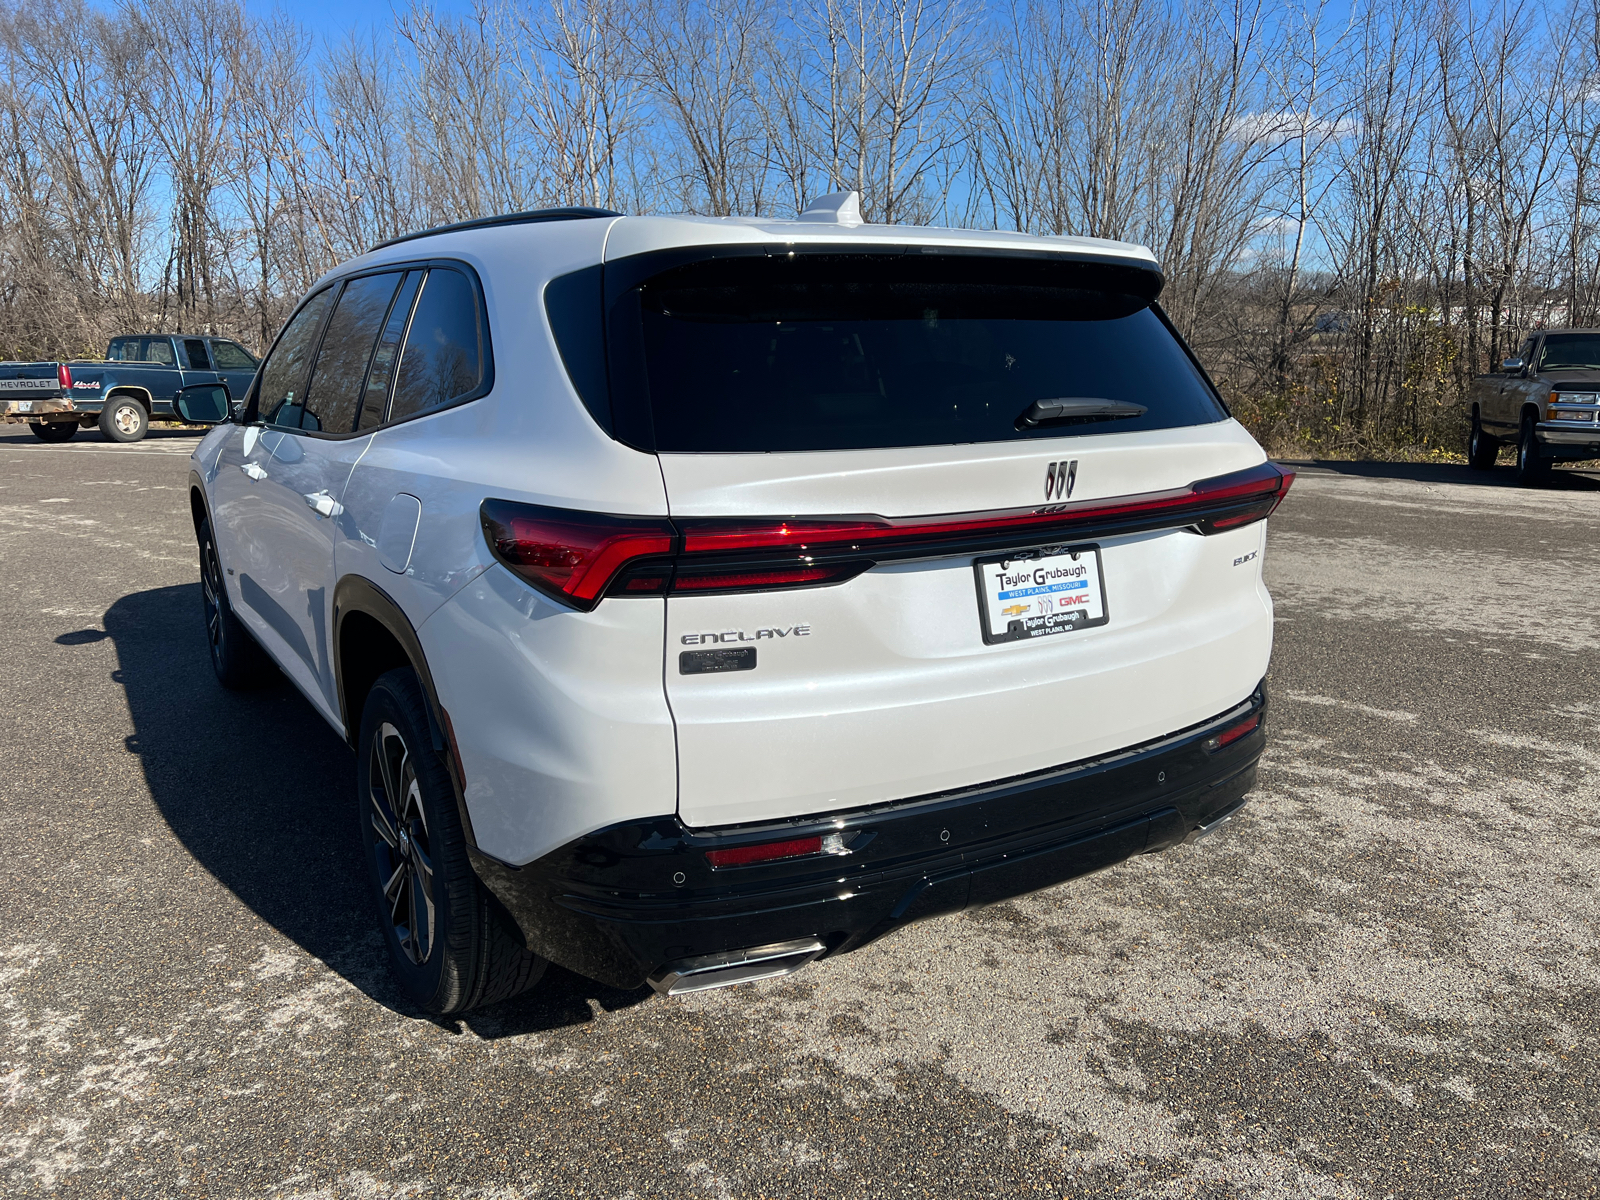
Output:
top-left (604, 252), bottom-right (1225, 454)
top-left (1539, 333), bottom-right (1600, 370)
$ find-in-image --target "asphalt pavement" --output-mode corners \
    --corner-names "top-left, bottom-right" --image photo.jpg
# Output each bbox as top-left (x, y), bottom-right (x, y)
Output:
top-left (2, 426), bottom-right (1597, 1198)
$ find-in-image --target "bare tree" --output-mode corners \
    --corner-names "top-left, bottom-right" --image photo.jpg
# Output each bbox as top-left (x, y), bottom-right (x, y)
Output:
top-left (131, 0), bottom-right (247, 333)
top-left (513, 0), bottom-right (643, 210)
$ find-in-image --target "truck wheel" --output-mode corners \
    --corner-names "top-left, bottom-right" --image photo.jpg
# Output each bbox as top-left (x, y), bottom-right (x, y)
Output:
top-left (1515, 416), bottom-right (1550, 486)
top-left (28, 421), bottom-right (77, 443)
top-left (1466, 412), bottom-right (1497, 470)
top-left (99, 396), bottom-right (148, 443)
top-left (197, 516), bottom-right (275, 689)
top-left (358, 668), bottom-right (547, 1015)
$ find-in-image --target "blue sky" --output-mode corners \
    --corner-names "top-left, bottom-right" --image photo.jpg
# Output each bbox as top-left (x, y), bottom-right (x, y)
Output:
top-left (249, 0), bottom-right (467, 37)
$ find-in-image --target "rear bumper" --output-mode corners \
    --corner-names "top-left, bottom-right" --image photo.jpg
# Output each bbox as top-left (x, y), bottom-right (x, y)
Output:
top-left (472, 682), bottom-right (1268, 989)
top-left (1, 398), bottom-right (75, 421)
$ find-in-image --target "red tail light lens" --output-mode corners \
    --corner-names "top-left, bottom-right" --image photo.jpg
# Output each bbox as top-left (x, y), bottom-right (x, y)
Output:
top-left (57, 364), bottom-right (73, 389)
top-left (479, 501), bottom-right (675, 611)
top-left (479, 463), bottom-right (1294, 609)
top-left (1192, 464), bottom-right (1294, 533)
top-left (672, 565), bottom-right (858, 591)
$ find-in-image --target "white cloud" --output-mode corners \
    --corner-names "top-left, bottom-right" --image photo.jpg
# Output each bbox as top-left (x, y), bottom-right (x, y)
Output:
top-left (1231, 110), bottom-right (1361, 145)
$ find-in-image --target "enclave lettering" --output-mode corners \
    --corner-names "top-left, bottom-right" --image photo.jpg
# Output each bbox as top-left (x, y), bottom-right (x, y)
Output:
top-left (682, 625), bottom-right (811, 645)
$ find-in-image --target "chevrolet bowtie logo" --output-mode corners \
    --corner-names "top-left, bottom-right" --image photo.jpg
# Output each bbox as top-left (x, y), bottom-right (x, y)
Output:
top-left (1045, 459), bottom-right (1077, 501)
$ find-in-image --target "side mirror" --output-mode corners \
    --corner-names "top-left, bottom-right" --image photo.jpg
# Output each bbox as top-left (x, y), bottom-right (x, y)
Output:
top-left (1501, 357), bottom-right (1525, 373)
top-left (175, 383), bottom-right (231, 425)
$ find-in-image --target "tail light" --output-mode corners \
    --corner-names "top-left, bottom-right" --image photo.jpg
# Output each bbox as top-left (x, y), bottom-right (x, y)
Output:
top-left (479, 501), bottom-right (674, 611)
top-left (57, 364), bottom-right (72, 389)
top-left (480, 461), bottom-right (1295, 608)
top-left (1191, 465), bottom-right (1294, 533)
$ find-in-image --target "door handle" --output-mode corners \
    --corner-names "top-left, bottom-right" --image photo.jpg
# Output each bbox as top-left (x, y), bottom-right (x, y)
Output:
top-left (303, 490), bottom-right (344, 518)
top-left (240, 462), bottom-right (268, 481)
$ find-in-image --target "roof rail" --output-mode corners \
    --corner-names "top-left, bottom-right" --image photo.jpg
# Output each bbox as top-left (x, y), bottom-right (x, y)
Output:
top-left (369, 206), bottom-right (623, 252)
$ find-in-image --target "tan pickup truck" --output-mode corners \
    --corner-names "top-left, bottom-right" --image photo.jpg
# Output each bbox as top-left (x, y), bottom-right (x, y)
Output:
top-left (1468, 328), bottom-right (1600, 484)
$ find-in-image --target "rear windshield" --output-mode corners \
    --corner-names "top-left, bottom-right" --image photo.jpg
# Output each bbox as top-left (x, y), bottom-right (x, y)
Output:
top-left (107, 337), bottom-right (175, 365)
top-left (604, 253), bottom-right (1224, 453)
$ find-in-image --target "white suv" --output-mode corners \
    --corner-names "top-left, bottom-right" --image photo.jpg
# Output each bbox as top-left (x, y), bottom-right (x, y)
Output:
top-left (180, 196), bottom-right (1291, 1014)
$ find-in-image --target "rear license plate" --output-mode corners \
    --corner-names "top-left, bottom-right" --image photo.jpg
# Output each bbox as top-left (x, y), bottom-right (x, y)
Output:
top-left (15, 400), bottom-right (32, 412)
top-left (974, 545), bottom-right (1109, 645)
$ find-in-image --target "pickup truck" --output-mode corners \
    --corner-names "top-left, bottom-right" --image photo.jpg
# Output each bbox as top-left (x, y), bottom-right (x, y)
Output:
top-left (0, 334), bottom-right (258, 443)
top-left (1467, 327), bottom-right (1600, 484)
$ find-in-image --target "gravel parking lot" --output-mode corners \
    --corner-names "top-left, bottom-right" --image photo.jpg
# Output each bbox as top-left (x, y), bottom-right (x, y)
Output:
top-left (2, 427), bottom-right (1597, 1198)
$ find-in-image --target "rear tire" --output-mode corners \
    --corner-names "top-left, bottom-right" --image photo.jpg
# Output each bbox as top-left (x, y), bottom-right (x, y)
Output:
top-left (1515, 415), bottom-right (1550, 486)
top-left (197, 515), bottom-right (276, 688)
top-left (1466, 412), bottom-right (1497, 470)
top-left (358, 668), bottom-right (547, 1015)
top-left (28, 421), bottom-right (77, 443)
top-left (99, 396), bottom-right (148, 443)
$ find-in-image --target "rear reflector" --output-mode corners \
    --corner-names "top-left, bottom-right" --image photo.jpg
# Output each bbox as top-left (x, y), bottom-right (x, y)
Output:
top-left (705, 836), bottom-right (823, 867)
top-left (705, 830), bottom-right (848, 868)
top-left (1205, 712), bottom-right (1261, 751)
top-left (479, 461), bottom-right (1296, 608)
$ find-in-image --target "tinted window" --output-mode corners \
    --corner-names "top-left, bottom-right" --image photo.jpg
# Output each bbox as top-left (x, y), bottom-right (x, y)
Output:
top-left (1538, 333), bottom-right (1600, 370)
top-left (257, 289), bottom-right (334, 427)
top-left (301, 273), bottom-right (405, 434)
top-left (389, 268), bottom-right (483, 423)
top-left (211, 341), bottom-right (256, 370)
top-left (107, 337), bottom-right (175, 365)
top-left (545, 265), bottom-right (608, 431)
top-left (358, 272), bottom-right (422, 430)
top-left (617, 253), bottom-right (1223, 453)
top-left (183, 338), bottom-right (211, 369)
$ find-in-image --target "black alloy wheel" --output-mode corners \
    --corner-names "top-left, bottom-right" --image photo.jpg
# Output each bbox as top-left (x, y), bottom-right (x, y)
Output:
top-left (197, 517), bottom-right (274, 688)
top-left (1515, 415), bottom-right (1550, 486)
top-left (28, 420), bottom-right (77, 443)
top-left (368, 721), bottom-right (438, 967)
top-left (357, 669), bottom-right (547, 1014)
top-left (1466, 412), bottom-right (1497, 470)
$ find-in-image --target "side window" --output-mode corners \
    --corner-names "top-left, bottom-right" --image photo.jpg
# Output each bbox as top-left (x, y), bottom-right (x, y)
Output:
top-left (1517, 338), bottom-right (1536, 369)
top-left (183, 338), bottom-right (211, 370)
top-left (255, 289), bottom-right (334, 427)
top-left (388, 268), bottom-right (484, 423)
top-left (301, 273), bottom-right (405, 435)
top-left (358, 272), bottom-right (422, 430)
top-left (210, 340), bottom-right (257, 370)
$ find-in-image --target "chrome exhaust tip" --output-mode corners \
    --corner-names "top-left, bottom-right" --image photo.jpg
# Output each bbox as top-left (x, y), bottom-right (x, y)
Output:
top-left (648, 937), bottom-right (826, 996)
top-left (1184, 798), bottom-right (1248, 844)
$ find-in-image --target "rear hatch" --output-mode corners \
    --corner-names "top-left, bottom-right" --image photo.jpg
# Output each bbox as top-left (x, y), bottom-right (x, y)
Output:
top-left (607, 246), bottom-right (1279, 828)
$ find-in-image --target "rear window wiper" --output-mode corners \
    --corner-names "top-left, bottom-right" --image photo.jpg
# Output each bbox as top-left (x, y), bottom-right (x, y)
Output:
top-left (1015, 397), bottom-right (1148, 429)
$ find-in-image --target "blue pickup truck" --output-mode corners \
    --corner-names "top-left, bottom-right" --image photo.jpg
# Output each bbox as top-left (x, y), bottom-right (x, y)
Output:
top-left (0, 334), bottom-right (259, 443)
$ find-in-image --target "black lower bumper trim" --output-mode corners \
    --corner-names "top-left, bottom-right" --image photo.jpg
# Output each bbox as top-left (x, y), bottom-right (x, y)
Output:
top-left (471, 682), bottom-right (1267, 988)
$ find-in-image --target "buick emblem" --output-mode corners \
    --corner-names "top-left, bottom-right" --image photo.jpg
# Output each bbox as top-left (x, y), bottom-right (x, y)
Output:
top-left (1045, 459), bottom-right (1077, 501)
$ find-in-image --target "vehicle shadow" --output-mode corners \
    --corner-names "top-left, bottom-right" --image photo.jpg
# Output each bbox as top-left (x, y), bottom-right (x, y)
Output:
top-left (1278, 457), bottom-right (1600, 490)
top-left (100, 582), bottom-right (652, 1035)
